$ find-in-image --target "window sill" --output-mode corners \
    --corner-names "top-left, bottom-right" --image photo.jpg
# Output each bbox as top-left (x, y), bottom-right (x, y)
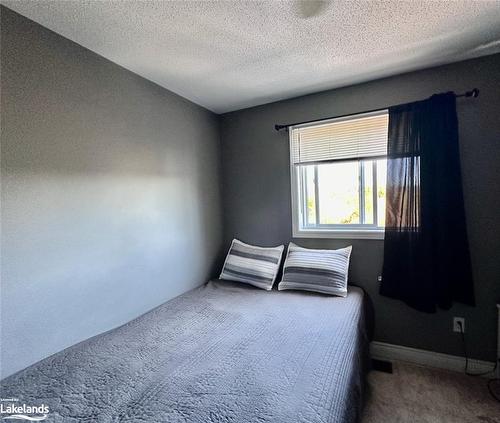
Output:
top-left (293, 228), bottom-right (385, 240)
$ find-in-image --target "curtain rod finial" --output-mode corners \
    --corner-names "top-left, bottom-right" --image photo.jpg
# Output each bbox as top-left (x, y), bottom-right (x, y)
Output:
top-left (468, 88), bottom-right (479, 98)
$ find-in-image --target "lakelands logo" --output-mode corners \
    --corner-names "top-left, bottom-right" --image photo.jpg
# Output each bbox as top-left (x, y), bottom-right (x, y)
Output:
top-left (0, 399), bottom-right (49, 421)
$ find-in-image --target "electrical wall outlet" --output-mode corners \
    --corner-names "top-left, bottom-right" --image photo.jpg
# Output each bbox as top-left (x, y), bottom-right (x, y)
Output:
top-left (453, 317), bottom-right (465, 333)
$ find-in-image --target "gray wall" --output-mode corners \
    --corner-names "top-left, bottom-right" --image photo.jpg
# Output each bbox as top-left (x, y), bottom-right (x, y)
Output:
top-left (220, 53), bottom-right (500, 362)
top-left (0, 7), bottom-right (222, 378)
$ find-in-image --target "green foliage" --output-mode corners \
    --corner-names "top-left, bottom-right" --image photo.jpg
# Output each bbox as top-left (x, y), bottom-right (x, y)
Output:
top-left (340, 210), bottom-right (360, 224)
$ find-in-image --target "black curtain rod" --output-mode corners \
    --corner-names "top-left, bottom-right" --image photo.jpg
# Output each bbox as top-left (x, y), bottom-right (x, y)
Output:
top-left (274, 88), bottom-right (479, 131)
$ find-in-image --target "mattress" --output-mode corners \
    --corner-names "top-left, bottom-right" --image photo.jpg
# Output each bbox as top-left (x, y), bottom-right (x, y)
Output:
top-left (1, 279), bottom-right (369, 422)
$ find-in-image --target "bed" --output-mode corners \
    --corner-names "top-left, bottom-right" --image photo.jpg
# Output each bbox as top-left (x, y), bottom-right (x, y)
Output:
top-left (1, 279), bottom-right (370, 422)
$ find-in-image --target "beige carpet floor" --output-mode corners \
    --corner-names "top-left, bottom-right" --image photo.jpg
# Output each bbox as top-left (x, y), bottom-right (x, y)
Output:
top-left (362, 362), bottom-right (500, 423)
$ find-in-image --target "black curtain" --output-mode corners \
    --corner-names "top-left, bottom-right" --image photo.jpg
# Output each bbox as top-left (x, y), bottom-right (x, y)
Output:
top-left (380, 92), bottom-right (475, 312)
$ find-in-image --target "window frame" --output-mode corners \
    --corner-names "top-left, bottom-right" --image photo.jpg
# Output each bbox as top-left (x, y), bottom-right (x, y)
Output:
top-left (289, 111), bottom-right (387, 240)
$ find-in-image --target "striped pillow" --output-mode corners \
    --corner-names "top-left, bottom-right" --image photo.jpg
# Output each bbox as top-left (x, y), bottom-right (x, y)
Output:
top-left (278, 243), bottom-right (352, 297)
top-left (219, 239), bottom-right (284, 290)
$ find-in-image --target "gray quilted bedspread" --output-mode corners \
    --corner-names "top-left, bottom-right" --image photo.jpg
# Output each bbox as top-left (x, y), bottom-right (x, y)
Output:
top-left (1, 280), bottom-right (368, 423)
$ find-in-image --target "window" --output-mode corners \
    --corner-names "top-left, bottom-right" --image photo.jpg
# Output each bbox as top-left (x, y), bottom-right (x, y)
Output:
top-left (290, 110), bottom-right (388, 239)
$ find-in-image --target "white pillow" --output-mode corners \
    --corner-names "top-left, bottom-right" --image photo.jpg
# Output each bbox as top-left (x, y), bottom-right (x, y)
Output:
top-left (219, 239), bottom-right (284, 290)
top-left (278, 243), bottom-right (352, 296)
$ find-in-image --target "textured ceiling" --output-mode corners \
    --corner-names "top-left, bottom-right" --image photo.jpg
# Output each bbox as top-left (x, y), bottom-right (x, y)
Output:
top-left (3, 0), bottom-right (500, 113)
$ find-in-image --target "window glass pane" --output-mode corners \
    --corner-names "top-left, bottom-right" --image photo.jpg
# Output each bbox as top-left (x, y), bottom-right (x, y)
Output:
top-left (302, 165), bottom-right (316, 225)
top-left (363, 161), bottom-right (374, 224)
top-left (317, 162), bottom-right (360, 224)
top-left (377, 159), bottom-right (387, 227)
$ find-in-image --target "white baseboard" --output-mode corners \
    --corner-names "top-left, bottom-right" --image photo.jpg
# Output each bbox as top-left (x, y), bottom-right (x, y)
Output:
top-left (370, 341), bottom-right (497, 378)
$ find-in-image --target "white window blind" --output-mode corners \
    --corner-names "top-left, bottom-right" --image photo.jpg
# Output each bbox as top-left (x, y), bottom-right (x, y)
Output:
top-left (290, 110), bottom-right (389, 165)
